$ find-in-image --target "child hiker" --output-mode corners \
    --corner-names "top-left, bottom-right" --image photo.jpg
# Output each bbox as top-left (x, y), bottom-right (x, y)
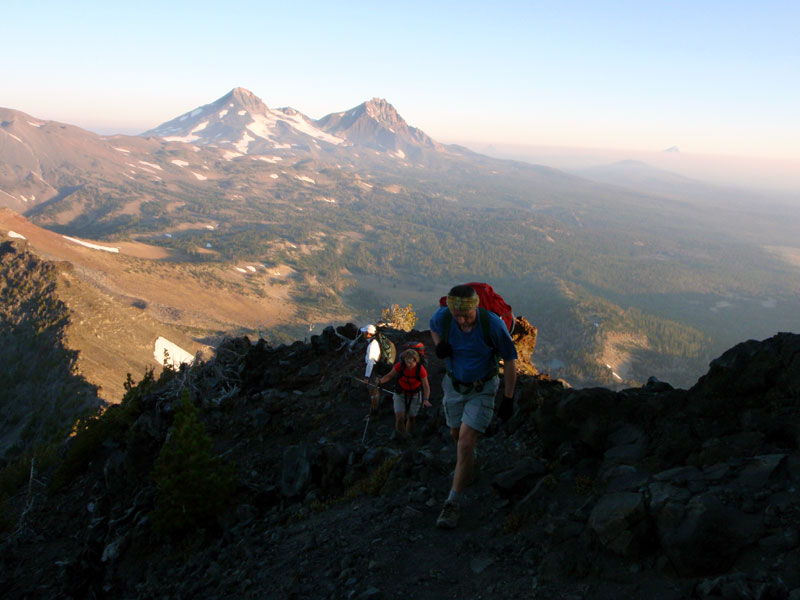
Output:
top-left (378, 348), bottom-right (431, 439)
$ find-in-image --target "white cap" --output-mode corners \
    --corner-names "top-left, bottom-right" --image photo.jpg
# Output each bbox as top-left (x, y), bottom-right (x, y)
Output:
top-left (360, 324), bottom-right (377, 335)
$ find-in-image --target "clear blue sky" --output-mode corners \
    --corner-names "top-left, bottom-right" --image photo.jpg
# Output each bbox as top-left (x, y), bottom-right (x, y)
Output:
top-left (2, 1), bottom-right (799, 160)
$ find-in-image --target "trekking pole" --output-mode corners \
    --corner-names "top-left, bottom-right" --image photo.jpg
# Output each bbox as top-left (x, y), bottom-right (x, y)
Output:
top-left (348, 376), bottom-right (388, 446)
top-left (348, 375), bottom-right (395, 396)
top-left (361, 413), bottom-right (370, 445)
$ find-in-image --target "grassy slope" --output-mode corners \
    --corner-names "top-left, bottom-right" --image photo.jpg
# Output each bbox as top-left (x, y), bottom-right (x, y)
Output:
top-left (1, 210), bottom-right (355, 402)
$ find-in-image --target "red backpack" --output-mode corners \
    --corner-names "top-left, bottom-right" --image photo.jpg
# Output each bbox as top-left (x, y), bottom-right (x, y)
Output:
top-left (439, 282), bottom-right (514, 333)
top-left (401, 341), bottom-right (426, 363)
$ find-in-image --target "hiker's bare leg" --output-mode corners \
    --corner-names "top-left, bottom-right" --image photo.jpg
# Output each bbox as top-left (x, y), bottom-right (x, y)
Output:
top-left (452, 423), bottom-right (479, 493)
top-left (450, 426), bottom-right (460, 443)
top-left (405, 416), bottom-right (416, 433)
top-left (394, 412), bottom-right (406, 433)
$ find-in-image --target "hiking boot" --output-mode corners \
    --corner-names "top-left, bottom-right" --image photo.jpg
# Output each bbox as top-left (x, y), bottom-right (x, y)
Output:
top-left (436, 501), bottom-right (460, 529)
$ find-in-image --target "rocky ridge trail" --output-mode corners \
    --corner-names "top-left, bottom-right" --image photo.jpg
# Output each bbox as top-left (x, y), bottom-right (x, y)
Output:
top-left (1, 325), bottom-right (799, 599)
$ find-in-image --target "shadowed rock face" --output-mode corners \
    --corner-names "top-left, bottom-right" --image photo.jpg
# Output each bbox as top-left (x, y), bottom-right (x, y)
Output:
top-left (0, 241), bottom-right (103, 462)
top-left (690, 331), bottom-right (800, 405)
top-left (1, 327), bottom-right (799, 599)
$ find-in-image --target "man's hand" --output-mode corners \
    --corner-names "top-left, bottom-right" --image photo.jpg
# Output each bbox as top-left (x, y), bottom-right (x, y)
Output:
top-left (435, 341), bottom-right (453, 359)
top-left (423, 398), bottom-right (432, 408)
top-left (498, 394), bottom-right (514, 422)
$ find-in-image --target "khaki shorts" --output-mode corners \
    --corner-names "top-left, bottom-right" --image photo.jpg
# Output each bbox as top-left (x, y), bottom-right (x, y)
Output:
top-left (393, 390), bottom-right (423, 416)
top-left (442, 375), bottom-right (499, 433)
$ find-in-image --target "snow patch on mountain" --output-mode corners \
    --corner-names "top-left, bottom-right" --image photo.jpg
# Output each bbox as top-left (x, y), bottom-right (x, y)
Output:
top-left (275, 109), bottom-right (343, 145)
top-left (63, 236), bottom-right (120, 253)
top-left (164, 133), bottom-right (200, 143)
top-left (3, 131), bottom-right (23, 144)
top-left (153, 336), bottom-right (194, 368)
top-left (235, 133), bottom-right (254, 154)
top-left (247, 111), bottom-right (325, 147)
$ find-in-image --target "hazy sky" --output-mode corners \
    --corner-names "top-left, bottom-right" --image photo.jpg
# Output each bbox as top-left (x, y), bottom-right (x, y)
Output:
top-left (2, 1), bottom-right (799, 161)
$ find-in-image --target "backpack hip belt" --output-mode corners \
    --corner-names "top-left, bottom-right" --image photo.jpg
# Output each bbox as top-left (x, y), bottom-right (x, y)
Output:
top-left (447, 371), bottom-right (498, 394)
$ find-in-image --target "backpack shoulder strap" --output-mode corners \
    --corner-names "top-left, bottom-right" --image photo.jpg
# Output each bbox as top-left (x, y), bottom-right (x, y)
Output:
top-left (442, 309), bottom-right (452, 344)
top-left (478, 307), bottom-right (494, 349)
top-left (403, 363), bottom-right (422, 381)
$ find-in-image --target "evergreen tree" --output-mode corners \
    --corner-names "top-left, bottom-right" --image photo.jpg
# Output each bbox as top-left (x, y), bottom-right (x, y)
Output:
top-left (151, 391), bottom-right (236, 536)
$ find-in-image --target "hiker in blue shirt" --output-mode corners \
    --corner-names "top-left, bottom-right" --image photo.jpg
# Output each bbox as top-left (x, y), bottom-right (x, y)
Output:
top-left (429, 284), bottom-right (518, 529)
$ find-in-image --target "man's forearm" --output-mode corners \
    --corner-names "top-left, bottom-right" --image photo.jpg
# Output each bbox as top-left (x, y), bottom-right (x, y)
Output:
top-left (503, 359), bottom-right (517, 397)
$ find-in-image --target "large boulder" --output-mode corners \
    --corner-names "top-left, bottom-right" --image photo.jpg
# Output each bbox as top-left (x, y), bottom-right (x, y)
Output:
top-left (658, 492), bottom-right (764, 576)
top-left (492, 458), bottom-right (547, 497)
top-left (535, 387), bottom-right (619, 454)
top-left (281, 444), bottom-right (314, 498)
top-left (588, 492), bottom-right (651, 559)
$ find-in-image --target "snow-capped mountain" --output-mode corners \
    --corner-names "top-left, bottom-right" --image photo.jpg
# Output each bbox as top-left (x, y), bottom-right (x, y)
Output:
top-left (142, 88), bottom-right (446, 160)
top-left (316, 97), bottom-right (444, 157)
top-left (142, 87), bottom-right (345, 156)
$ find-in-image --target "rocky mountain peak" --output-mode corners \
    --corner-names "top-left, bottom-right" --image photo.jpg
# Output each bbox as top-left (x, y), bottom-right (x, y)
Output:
top-left (221, 86), bottom-right (270, 114)
top-left (363, 97), bottom-right (403, 125)
top-left (315, 97), bottom-right (441, 154)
